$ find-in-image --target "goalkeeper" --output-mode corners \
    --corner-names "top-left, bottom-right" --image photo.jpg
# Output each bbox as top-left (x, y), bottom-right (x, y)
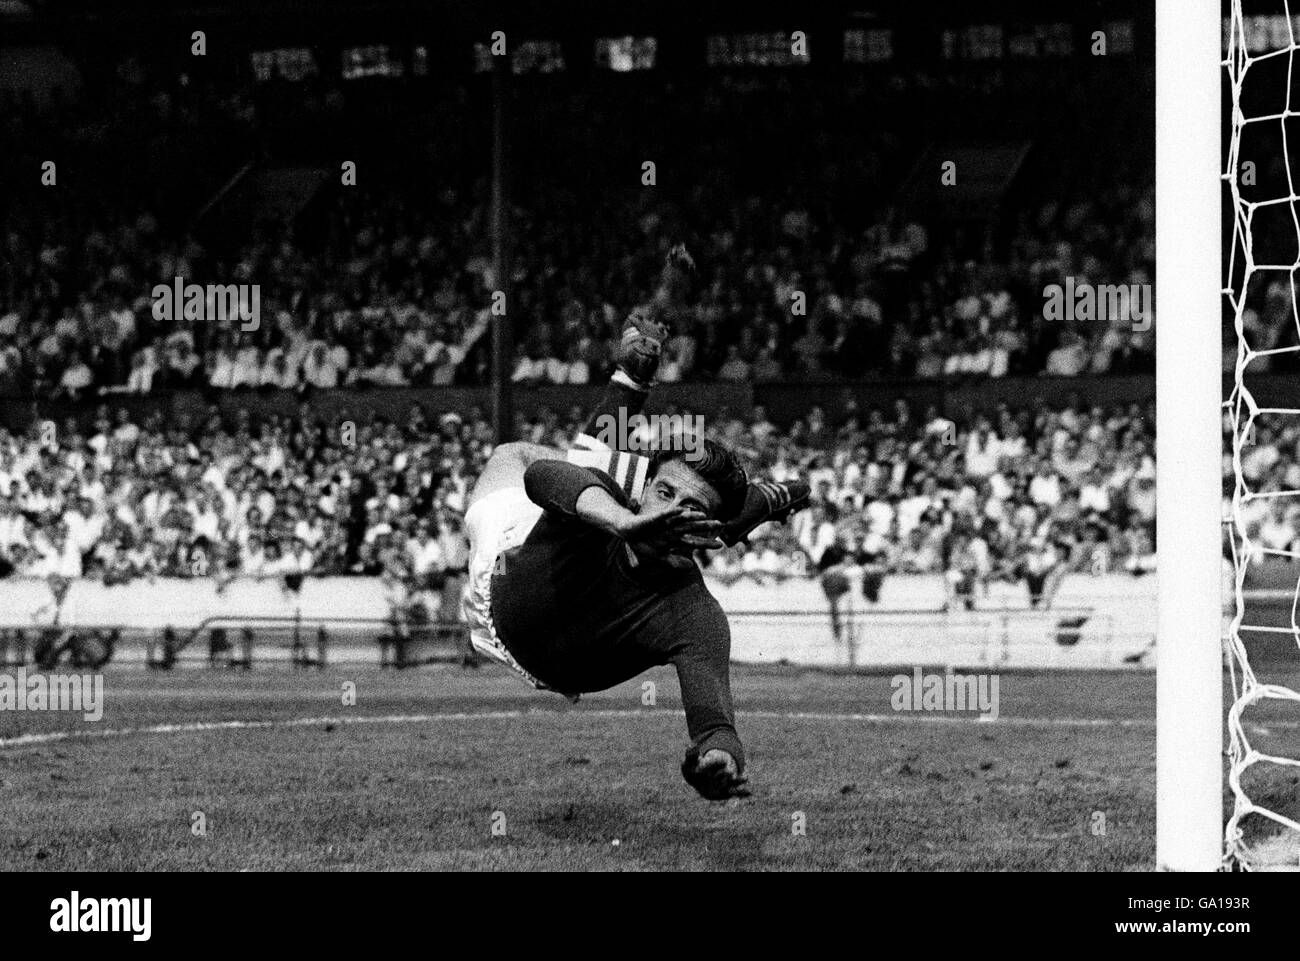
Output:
top-left (461, 245), bottom-right (807, 801)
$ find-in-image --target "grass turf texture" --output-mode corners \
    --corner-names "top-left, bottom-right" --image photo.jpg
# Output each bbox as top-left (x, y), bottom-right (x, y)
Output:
top-left (0, 663), bottom-right (1290, 870)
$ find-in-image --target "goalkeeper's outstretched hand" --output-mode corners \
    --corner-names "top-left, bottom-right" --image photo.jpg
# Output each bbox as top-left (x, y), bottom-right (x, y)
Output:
top-left (616, 502), bottom-right (723, 553)
top-left (682, 748), bottom-right (750, 801)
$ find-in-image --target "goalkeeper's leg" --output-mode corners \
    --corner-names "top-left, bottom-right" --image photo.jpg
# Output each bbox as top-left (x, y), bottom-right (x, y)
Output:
top-left (565, 243), bottom-right (809, 536)
top-left (565, 310), bottom-right (668, 501)
top-left (567, 366), bottom-right (809, 543)
top-left (569, 241), bottom-right (695, 481)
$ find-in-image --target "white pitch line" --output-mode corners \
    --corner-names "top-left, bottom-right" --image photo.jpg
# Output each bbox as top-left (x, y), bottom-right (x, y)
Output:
top-left (2, 706), bottom-right (1294, 750)
top-left (0, 707), bottom-right (1177, 750)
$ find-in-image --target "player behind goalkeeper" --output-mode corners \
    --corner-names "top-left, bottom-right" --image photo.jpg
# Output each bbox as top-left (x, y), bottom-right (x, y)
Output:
top-left (461, 245), bottom-right (807, 801)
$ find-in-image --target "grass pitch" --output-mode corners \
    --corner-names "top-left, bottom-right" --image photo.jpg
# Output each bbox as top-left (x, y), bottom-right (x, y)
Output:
top-left (0, 661), bottom-right (1183, 870)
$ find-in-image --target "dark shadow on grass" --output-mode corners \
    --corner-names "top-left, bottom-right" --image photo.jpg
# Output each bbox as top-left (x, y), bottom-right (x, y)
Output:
top-left (531, 800), bottom-right (767, 870)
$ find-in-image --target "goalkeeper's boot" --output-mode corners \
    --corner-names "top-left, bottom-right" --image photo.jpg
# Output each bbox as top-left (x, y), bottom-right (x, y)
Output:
top-left (614, 307), bottom-right (669, 391)
top-left (615, 243), bottom-right (692, 390)
top-left (719, 480), bottom-right (811, 547)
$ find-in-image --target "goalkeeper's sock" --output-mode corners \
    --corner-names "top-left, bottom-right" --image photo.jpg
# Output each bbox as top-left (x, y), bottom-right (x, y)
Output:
top-left (568, 375), bottom-right (654, 503)
top-left (719, 480), bottom-right (811, 547)
top-left (572, 376), bottom-right (650, 453)
top-left (565, 447), bottom-right (651, 504)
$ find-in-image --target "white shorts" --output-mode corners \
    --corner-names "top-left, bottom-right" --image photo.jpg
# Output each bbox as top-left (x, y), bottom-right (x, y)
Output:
top-left (461, 487), bottom-right (565, 694)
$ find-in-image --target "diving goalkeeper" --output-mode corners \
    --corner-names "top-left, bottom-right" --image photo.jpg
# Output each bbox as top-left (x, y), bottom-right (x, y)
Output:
top-left (461, 245), bottom-right (808, 800)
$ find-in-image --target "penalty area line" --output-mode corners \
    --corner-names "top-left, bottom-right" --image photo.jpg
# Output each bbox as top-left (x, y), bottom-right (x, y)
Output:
top-left (0, 707), bottom-right (1174, 750)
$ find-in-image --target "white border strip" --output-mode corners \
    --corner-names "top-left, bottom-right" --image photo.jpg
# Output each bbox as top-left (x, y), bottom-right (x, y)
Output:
top-left (1155, 0), bottom-right (1224, 871)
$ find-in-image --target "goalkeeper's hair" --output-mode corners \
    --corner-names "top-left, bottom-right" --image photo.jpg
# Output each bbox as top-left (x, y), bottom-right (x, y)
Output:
top-left (649, 439), bottom-right (747, 521)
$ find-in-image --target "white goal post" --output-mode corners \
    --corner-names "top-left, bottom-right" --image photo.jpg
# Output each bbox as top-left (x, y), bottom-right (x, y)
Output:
top-left (1155, 0), bottom-right (1223, 871)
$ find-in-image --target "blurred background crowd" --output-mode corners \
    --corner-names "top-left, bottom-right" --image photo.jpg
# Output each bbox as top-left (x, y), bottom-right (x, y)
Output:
top-left (0, 394), bottom-right (1168, 610)
top-left (1, 56), bottom-right (1155, 401)
top-left (0, 8), bottom-right (1181, 609)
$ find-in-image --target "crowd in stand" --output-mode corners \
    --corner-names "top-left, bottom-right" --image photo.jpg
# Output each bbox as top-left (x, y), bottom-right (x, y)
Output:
top-left (1227, 411), bottom-right (1300, 567)
top-left (0, 397), bottom-right (1164, 607)
top-left (0, 50), bottom-right (1172, 606)
top-left (0, 403), bottom-right (485, 587)
top-left (697, 398), bottom-right (1159, 603)
top-left (1, 58), bottom-right (1155, 401)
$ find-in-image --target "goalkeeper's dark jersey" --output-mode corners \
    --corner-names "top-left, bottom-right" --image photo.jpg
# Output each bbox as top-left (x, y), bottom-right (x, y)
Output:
top-left (490, 460), bottom-right (743, 769)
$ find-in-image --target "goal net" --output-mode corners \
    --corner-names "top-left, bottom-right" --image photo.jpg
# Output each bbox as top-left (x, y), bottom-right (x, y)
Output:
top-left (1223, 0), bottom-right (1300, 871)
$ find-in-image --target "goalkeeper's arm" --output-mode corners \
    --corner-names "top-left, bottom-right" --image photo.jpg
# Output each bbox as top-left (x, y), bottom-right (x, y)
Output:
top-left (671, 608), bottom-right (748, 801)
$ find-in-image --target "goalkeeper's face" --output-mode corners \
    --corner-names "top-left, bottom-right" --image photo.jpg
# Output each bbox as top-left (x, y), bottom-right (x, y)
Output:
top-left (637, 460), bottom-right (723, 559)
top-left (639, 460), bottom-right (722, 519)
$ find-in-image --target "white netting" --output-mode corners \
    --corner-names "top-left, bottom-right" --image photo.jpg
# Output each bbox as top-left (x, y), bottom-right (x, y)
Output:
top-left (1223, 0), bottom-right (1300, 871)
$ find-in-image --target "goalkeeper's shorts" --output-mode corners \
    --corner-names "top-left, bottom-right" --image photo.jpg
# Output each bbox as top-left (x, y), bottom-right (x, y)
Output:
top-left (462, 487), bottom-right (550, 691)
top-left (463, 486), bottom-right (584, 702)
top-left (463, 447), bottom-right (645, 699)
